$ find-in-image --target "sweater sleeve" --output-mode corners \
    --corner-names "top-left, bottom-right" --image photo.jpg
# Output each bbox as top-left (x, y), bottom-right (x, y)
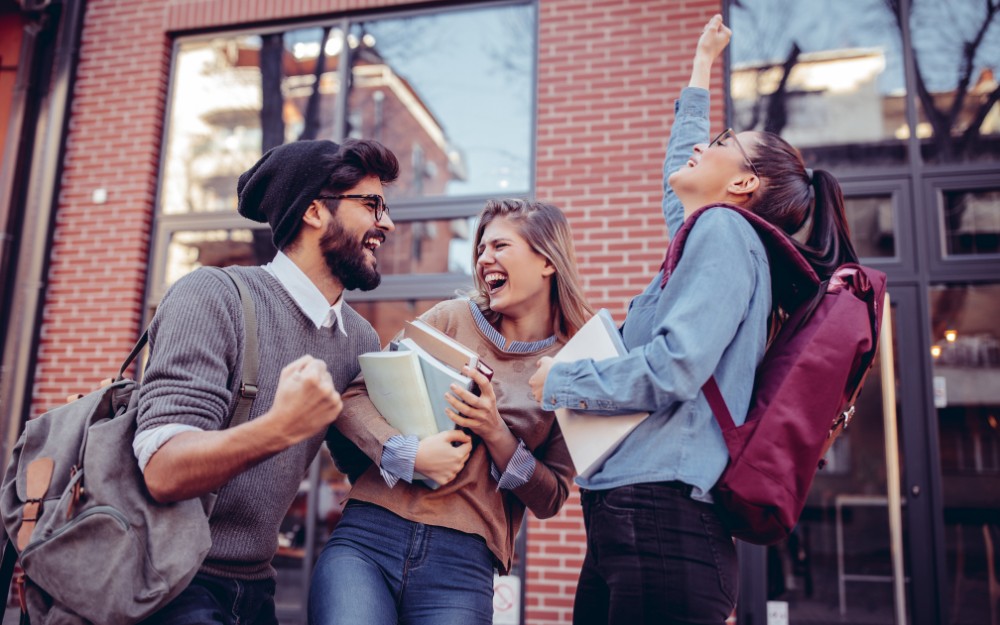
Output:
top-left (509, 418), bottom-right (574, 520)
top-left (136, 268), bottom-right (241, 433)
top-left (542, 210), bottom-right (761, 414)
top-left (335, 366), bottom-right (404, 466)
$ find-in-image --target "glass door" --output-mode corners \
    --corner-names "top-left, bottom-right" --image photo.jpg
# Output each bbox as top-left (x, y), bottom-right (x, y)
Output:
top-left (929, 283), bottom-right (1000, 625)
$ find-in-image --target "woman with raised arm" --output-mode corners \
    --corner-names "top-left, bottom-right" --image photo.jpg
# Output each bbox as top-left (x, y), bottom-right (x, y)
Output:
top-left (309, 199), bottom-right (593, 625)
top-left (528, 14), bottom-right (859, 625)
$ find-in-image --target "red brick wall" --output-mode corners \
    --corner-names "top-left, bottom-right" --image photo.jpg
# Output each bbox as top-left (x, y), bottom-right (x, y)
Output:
top-left (35, 0), bottom-right (724, 623)
top-left (528, 0), bottom-right (724, 622)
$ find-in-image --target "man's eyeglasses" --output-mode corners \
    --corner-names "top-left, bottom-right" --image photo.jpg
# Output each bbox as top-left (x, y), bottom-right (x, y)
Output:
top-left (316, 194), bottom-right (389, 222)
top-left (709, 128), bottom-right (759, 178)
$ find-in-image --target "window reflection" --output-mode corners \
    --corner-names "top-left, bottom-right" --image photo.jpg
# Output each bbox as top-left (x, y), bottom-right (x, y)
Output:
top-left (160, 4), bottom-right (534, 216)
top-left (941, 189), bottom-right (1000, 256)
top-left (845, 195), bottom-right (896, 259)
top-left (729, 0), bottom-right (908, 169)
top-left (165, 229), bottom-right (275, 287)
top-left (911, 0), bottom-right (1000, 164)
top-left (350, 5), bottom-right (535, 198)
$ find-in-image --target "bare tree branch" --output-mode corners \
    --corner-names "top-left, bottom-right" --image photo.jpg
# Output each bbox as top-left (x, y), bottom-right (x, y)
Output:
top-left (260, 33), bottom-right (285, 152)
top-left (764, 43), bottom-right (800, 135)
top-left (299, 27), bottom-right (333, 141)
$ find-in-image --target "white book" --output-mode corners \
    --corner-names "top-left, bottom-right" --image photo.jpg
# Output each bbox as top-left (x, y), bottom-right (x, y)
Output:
top-left (554, 309), bottom-right (649, 478)
top-left (358, 350), bottom-right (439, 440)
top-left (396, 338), bottom-right (474, 433)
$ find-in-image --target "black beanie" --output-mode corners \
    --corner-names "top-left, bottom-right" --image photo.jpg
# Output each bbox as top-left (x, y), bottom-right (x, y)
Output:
top-left (237, 140), bottom-right (342, 250)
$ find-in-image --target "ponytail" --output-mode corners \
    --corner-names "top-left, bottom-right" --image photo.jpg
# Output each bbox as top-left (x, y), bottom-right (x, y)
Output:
top-left (799, 169), bottom-right (858, 278)
top-left (745, 133), bottom-right (859, 281)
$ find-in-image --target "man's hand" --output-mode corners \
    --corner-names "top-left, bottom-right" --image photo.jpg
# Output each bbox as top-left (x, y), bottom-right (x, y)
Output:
top-left (262, 354), bottom-right (343, 446)
top-left (414, 429), bottom-right (473, 485)
top-left (528, 357), bottom-right (555, 404)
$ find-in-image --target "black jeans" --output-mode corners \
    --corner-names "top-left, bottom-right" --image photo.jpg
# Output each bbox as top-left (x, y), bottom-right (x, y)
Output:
top-left (573, 482), bottom-right (738, 625)
top-left (140, 573), bottom-right (277, 625)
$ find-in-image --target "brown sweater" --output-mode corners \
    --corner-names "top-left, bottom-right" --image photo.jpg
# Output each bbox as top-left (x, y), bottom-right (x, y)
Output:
top-left (336, 298), bottom-right (575, 574)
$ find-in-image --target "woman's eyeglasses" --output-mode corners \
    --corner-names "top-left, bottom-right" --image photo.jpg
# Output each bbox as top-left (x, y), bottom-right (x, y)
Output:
top-left (316, 194), bottom-right (389, 222)
top-left (709, 128), bottom-right (759, 178)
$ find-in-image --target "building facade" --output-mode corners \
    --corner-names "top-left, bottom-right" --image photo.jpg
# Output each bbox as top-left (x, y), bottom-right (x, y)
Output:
top-left (1, 0), bottom-right (998, 624)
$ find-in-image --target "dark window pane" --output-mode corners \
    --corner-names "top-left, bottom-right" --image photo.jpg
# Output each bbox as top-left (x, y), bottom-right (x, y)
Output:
top-left (729, 0), bottom-right (909, 170)
top-left (911, 0), bottom-right (1000, 165)
top-left (928, 284), bottom-right (1000, 625)
top-left (845, 195), bottom-right (896, 258)
top-left (348, 4), bottom-right (535, 199)
top-left (942, 189), bottom-right (1000, 256)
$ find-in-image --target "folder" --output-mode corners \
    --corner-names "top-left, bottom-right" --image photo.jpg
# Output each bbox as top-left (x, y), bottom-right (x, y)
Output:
top-left (553, 309), bottom-right (649, 478)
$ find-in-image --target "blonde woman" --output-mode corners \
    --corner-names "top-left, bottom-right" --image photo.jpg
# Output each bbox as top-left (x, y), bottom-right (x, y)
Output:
top-left (309, 199), bottom-right (593, 625)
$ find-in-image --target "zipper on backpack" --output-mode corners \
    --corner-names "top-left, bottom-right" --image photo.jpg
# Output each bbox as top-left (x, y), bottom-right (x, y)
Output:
top-left (21, 505), bottom-right (130, 557)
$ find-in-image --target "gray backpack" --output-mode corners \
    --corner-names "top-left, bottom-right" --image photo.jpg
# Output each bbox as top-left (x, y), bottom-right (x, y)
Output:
top-left (0, 268), bottom-right (259, 624)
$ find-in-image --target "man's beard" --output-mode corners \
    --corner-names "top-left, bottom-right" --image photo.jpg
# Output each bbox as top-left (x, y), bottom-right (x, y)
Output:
top-left (319, 218), bottom-right (382, 292)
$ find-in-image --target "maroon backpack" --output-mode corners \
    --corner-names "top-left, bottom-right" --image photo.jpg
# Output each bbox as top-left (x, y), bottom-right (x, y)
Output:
top-left (660, 203), bottom-right (887, 545)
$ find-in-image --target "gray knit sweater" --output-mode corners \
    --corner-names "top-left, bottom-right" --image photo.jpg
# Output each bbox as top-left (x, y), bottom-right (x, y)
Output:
top-left (136, 266), bottom-right (379, 580)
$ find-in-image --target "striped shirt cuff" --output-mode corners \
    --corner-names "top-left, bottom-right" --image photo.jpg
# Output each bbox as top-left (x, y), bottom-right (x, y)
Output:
top-left (490, 439), bottom-right (536, 490)
top-left (379, 434), bottom-right (418, 487)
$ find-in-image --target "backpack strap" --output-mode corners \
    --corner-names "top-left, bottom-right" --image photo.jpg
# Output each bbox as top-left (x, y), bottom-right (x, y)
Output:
top-left (659, 203), bottom-right (820, 311)
top-left (216, 267), bottom-right (259, 429)
top-left (222, 267), bottom-right (260, 427)
top-left (702, 376), bottom-right (735, 436)
top-left (0, 534), bottom-right (18, 621)
top-left (116, 267), bottom-right (261, 428)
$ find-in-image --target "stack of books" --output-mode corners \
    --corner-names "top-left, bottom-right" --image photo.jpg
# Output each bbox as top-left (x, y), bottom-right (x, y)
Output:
top-left (358, 319), bottom-right (493, 441)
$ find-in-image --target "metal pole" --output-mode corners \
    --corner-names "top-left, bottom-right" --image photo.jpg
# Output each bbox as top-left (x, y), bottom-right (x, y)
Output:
top-left (880, 292), bottom-right (908, 625)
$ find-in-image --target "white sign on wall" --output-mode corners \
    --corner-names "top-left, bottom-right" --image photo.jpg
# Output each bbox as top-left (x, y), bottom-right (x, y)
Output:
top-left (493, 574), bottom-right (521, 625)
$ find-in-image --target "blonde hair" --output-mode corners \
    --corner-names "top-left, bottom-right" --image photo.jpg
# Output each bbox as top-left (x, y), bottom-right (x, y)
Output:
top-left (470, 199), bottom-right (593, 340)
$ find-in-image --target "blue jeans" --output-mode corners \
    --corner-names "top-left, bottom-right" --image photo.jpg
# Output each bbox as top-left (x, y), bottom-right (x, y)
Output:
top-left (308, 501), bottom-right (495, 625)
top-left (140, 573), bottom-right (277, 625)
top-left (573, 482), bottom-right (738, 625)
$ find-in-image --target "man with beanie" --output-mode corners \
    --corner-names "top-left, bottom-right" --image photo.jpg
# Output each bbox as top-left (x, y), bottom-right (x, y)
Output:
top-left (133, 138), bottom-right (399, 624)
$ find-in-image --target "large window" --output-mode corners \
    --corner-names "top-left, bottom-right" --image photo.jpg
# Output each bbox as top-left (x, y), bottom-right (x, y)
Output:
top-left (154, 1), bottom-right (537, 320)
top-left (729, 0), bottom-right (909, 171)
top-left (154, 4), bottom-right (536, 623)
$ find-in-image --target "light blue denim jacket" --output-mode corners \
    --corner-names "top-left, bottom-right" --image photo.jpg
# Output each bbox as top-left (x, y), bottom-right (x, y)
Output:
top-left (541, 87), bottom-right (772, 502)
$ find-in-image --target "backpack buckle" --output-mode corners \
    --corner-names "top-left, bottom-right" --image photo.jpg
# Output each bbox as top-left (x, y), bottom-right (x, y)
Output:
top-left (841, 405), bottom-right (856, 429)
top-left (14, 572), bottom-right (26, 613)
top-left (240, 383), bottom-right (258, 399)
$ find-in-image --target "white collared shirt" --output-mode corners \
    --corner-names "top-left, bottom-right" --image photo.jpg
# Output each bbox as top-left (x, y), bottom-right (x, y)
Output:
top-left (263, 251), bottom-right (347, 335)
top-left (133, 253), bottom-right (347, 470)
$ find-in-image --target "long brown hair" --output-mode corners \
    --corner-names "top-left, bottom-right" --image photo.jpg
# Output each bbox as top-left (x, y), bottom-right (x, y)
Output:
top-left (745, 132), bottom-right (858, 280)
top-left (470, 199), bottom-right (593, 340)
